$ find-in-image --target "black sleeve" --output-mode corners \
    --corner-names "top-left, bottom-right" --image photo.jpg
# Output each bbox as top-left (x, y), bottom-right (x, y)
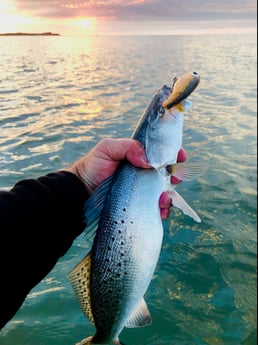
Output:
top-left (0, 171), bottom-right (89, 329)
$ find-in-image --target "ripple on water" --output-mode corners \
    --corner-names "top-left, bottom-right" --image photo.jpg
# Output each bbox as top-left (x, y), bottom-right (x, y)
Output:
top-left (0, 34), bottom-right (257, 345)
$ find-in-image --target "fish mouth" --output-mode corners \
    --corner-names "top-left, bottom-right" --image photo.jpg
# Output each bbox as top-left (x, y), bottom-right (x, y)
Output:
top-left (162, 71), bottom-right (200, 110)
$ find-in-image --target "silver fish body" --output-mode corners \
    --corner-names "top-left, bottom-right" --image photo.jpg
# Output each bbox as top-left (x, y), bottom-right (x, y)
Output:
top-left (69, 72), bottom-right (205, 344)
top-left (90, 165), bottom-right (165, 342)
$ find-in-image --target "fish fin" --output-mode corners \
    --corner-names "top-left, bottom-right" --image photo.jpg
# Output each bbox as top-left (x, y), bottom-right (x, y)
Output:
top-left (168, 190), bottom-right (201, 223)
top-left (126, 298), bottom-right (152, 328)
top-left (68, 252), bottom-right (94, 324)
top-left (75, 336), bottom-right (94, 345)
top-left (83, 175), bottom-right (113, 239)
top-left (113, 340), bottom-right (126, 345)
top-left (75, 336), bottom-right (125, 345)
top-left (166, 162), bottom-right (208, 181)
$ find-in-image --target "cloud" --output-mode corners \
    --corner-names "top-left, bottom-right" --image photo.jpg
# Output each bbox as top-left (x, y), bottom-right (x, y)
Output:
top-left (14, 0), bottom-right (257, 21)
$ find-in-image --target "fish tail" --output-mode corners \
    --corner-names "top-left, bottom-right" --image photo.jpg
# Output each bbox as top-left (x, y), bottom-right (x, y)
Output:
top-left (75, 336), bottom-right (126, 345)
top-left (75, 336), bottom-right (94, 345)
top-left (113, 340), bottom-right (126, 345)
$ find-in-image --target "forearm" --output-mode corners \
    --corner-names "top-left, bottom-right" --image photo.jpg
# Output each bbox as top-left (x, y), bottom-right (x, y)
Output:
top-left (0, 171), bottom-right (88, 329)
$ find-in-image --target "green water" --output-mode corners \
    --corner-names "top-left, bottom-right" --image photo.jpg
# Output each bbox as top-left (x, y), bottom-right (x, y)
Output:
top-left (0, 34), bottom-right (257, 345)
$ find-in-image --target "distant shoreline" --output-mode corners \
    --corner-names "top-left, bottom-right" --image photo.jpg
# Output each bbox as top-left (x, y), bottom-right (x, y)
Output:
top-left (0, 32), bottom-right (60, 36)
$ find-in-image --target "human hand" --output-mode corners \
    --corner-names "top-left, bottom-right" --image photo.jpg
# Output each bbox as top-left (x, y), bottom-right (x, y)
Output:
top-left (66, 138), bottom-right (186, 220)
top-left (67, 138), bottom-right (150, 194)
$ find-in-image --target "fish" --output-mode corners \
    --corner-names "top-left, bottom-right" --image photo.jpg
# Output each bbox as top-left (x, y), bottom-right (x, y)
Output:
top-left (68, 72), bottom-right (208, 345)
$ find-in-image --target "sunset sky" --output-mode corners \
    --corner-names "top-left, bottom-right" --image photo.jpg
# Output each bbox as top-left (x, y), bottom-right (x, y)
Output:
top-left (0, 0), bottom-right (257, 35)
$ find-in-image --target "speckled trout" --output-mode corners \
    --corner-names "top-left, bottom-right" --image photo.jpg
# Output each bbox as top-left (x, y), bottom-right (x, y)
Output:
top-left (68, 72), bottom-right (207, 345)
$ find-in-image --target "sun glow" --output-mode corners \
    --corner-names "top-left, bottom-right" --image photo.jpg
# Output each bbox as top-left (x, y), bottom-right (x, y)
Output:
top-left (0, 1), bottom-right (17, 32)
top-left (0, 13), bottom-right (34, 33)
top-left (0, 0), bottom-right (38, 33)
top-left (73, 17), bottom-right (96, 35)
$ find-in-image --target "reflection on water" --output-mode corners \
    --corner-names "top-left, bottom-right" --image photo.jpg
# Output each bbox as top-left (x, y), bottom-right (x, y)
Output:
top-left (0, 34), bottom-right (257, 345)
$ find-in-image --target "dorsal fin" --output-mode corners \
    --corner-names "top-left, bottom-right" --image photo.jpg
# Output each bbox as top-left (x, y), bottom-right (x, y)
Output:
top-left (68, 252), bottom-right (94, 324)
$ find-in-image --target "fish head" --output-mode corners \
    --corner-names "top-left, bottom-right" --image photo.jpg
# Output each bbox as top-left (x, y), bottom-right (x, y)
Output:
top-left (131, 72), bottom-right (200, 169)
top-left (145, 96), bottom-right (191, 169)
top-left (144, 72), bottom-right (200, 169)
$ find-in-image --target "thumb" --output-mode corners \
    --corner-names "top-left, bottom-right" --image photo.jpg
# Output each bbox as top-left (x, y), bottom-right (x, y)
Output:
top-left (102, 138), bottom-right (151, 168)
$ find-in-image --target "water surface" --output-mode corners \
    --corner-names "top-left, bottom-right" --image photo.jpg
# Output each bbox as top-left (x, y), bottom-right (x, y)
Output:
top-left (0, 34), bottom-right (257, 345)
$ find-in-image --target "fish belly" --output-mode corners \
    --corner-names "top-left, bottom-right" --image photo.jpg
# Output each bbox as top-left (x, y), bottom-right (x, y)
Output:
top-left (90, 164), bottom-right (165, 341)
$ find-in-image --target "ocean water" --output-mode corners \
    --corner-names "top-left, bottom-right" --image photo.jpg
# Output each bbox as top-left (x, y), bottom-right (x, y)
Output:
top-left (0, 34), bottom-right (257, 345)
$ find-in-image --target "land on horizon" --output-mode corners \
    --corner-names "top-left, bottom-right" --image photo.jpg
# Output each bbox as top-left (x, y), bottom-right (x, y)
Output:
top-left (0, 32), bottom-right (60, 36)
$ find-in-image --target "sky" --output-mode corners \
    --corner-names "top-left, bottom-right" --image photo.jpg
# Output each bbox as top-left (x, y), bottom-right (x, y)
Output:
top-left (0, 0), bottom-right (257, 35)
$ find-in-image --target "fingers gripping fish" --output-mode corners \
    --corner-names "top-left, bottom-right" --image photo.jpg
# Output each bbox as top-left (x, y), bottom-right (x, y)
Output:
top-left (68, 72), bottom-right (207, 344)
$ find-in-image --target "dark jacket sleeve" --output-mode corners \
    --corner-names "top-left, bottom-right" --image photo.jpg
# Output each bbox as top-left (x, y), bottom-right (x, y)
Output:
top-left (0, 171), bottom-right (89, 329)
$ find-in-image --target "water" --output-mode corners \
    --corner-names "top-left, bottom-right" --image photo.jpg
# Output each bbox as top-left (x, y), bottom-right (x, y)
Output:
top-left (0, 34), bottom-right (257, 345)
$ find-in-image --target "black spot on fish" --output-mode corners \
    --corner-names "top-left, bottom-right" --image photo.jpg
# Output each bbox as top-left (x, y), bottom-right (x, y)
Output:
top-left (108, 246), bottom-right (111, 250)
top-left (118, 230), bottom-right (122, 234)
top-left (123, 208), bottom-right (126, 212)
top-left (118, 262), bottom-right (122, 267)
top-left (112, 236), bottom-right (115, 241)
top-left (121, 220), bottom-right (125, 224)
top-left (121, 241), bottom-right (124, 245)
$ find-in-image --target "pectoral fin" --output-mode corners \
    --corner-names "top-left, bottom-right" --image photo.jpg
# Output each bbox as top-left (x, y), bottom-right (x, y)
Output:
top-left (168, 190), bottom-right (201, 223)
top-left (166, 162), bottom-right (208, 181)
top-left (126, 298), bottom-right (152, 328)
